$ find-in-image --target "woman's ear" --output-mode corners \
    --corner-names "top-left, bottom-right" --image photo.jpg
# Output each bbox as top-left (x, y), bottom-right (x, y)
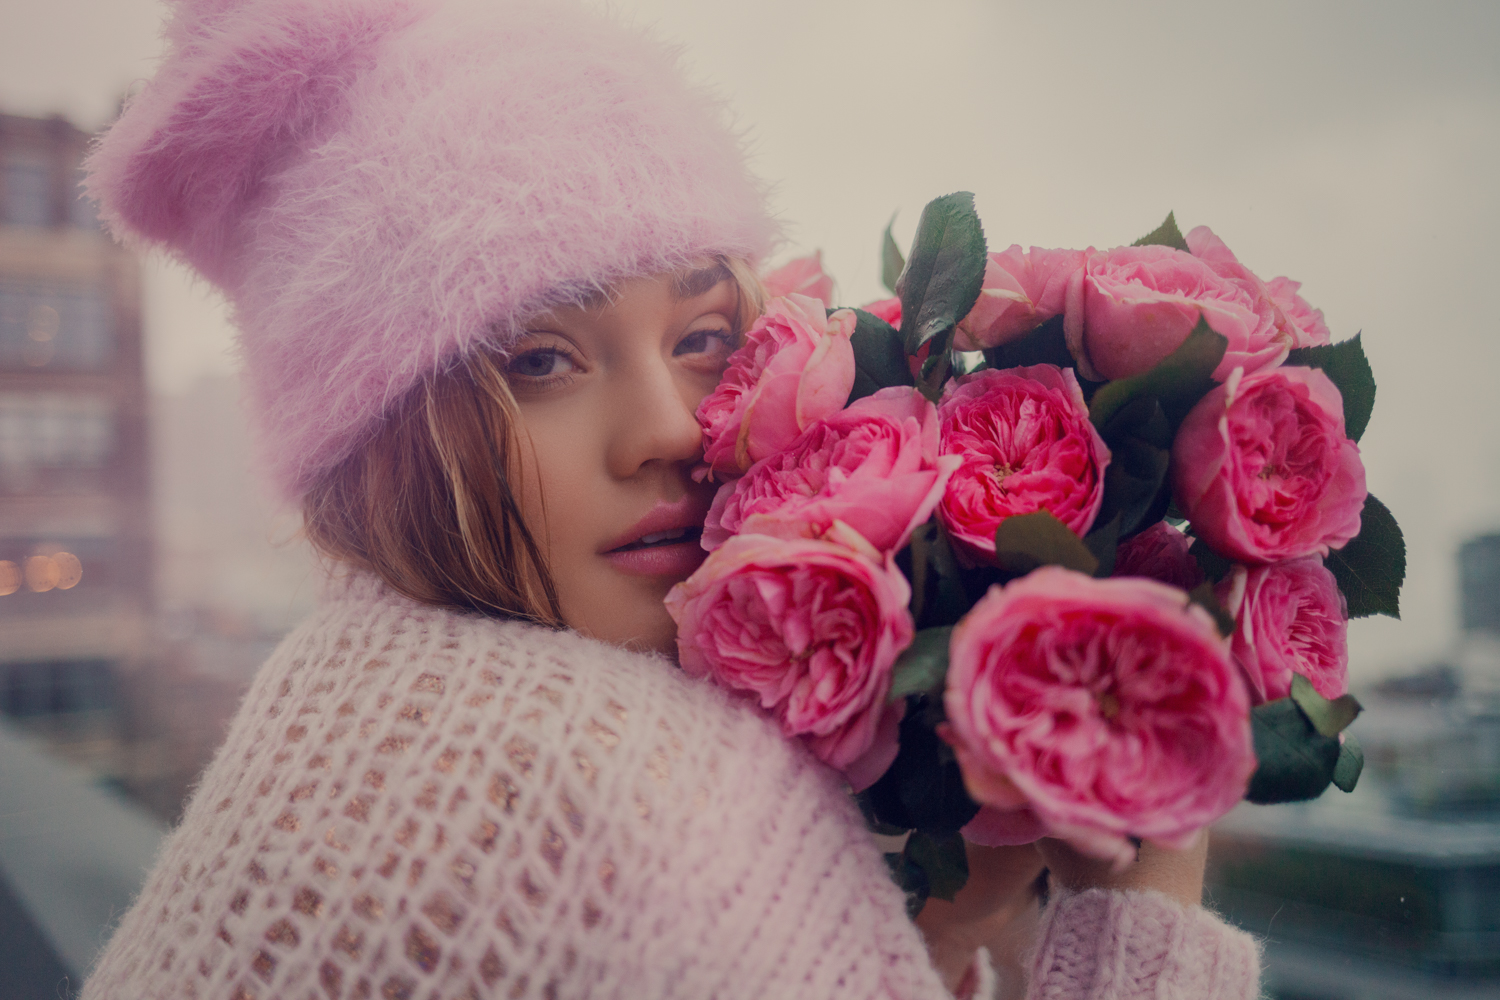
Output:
top-left (85, 0), bottom-right (418, 287)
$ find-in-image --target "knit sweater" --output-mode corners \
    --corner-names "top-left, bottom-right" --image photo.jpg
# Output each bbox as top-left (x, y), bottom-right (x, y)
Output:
top-left (82, 574), bottom-right (1260, 999)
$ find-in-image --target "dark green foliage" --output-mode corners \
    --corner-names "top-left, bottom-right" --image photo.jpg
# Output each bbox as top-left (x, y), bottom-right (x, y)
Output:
top-left (862, 700), bottom-right (980, 834)
top-left (1332, 733), bottom-right (1365, 793)
top-left (1132, 211), bottom-right (1190, 252)
top-left (1187, 582), bottom-right (1237, 639)
top-left (882, 215), bottom-right (906, 295)
top-left (897, 193), bottom-right (988, 358)
top-left (1326, 494), bottom-right (1405, 619)
top-left (888, 627), bottom-right (954, 703)
top-left (993, 511), bottom-right (1099, 577)
top-left (1083, 514), bottom-right (1121, 578)
top-left (902, 522), bottom-right (970, 630)
top-left (1290, 673), bottom-right (1362, 738)
top-left (846, 308), bottom-right (914, 405)
top-left (1188, 537), bottom-right (1234, 584)
top-left (906, 830), bottom-right (970, 902)
top-left (1088, 317), bottom-right (1228, 432)
top-left (981, 315), bottom-right (1077, 372)
top-left (1285, 334), bottom-right (1376, 442)
top-left (1246, 674), bottom-right (1362, 804)
top-left (1246, 697), bottom-right (1342, 804)
top-left (1094, 395), bottom-right (1173, 538)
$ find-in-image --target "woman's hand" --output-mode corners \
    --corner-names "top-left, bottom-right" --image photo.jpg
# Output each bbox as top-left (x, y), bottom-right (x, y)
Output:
top-left (914, 842), bottom-right (1045, 995)
top-left (1035, 833), bottom-right (1208, 908)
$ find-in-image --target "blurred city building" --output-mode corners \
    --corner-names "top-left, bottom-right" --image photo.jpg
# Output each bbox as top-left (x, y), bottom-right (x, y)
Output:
top-left (0, 111), bottom-right (151, 745)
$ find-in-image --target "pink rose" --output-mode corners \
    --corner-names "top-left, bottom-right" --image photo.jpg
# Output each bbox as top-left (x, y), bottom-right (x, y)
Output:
top-left (666, 523), bottom-right (914, 772)
top-left (1267, 275), bottom-right (1332, 348)
top-left (1064, 237), bottom-right (1292, 382)
top-left (763, 251), bottom-right (835, 307)
top-left (1216, 557), bottom-right (1349, 704)
top-left (861, 296), bottom-right (903, 328)
top-left (954, 246), bottom-right (1088, 350)
top-left (1173, 366), bottom-right (1366, 565)
top-left (943, 566), bottom-right (1254, 863)
top-left (697, 295), bottom-right (857, 476)
top-left (704, 387), bottom-right (961, 554)
top-left (1112, 521), bottom-right (1204, 592)
top-left (936, 365), bottom-right (1110, 564)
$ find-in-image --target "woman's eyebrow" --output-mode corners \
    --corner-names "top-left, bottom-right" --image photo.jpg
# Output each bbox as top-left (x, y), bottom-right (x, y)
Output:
top-left (671, 263), bottom-right (732, 300)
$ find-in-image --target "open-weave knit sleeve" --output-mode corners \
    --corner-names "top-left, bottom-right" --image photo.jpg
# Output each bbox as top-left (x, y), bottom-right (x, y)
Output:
top-left (1027, 888), bottom-right (1261, 1000)
top-left (82, 575), bottom-right (957, 999)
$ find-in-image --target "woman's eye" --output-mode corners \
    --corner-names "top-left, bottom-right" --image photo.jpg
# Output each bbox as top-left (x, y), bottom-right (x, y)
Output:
top-left (506, 348), bottom-right (576, 380)
top-left (675, 327), bottom-right (734, 358)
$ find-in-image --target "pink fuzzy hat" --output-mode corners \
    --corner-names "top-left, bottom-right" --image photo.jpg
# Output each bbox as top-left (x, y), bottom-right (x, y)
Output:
top-left (88, 0), bottom-right (778, 501)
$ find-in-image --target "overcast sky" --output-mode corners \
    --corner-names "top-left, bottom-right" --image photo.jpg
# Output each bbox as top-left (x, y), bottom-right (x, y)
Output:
top-left (2, 0), bottom-right (1497, 677)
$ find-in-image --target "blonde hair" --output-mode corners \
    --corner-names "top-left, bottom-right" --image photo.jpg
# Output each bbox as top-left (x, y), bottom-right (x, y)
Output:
top-left (302, 259), bottom-right (765, 623)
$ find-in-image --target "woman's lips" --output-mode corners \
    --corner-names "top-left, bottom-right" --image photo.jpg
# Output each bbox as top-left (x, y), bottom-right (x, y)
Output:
top-left (600, 494), bottom-right (714, 578)
top-left (603, 539), bottom-right (708, 578)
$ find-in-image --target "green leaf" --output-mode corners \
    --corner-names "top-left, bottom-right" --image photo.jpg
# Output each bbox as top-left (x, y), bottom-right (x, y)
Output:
top-left (847, 308), bottom-right (915, 404)
top-left (1088, 317), bottom-right (1228, 432)
top-left (1332, 732), bottom-right (1365, 793)
top-left (1188, 537), bottom-right (1234, 585)
top-left (1285, 334), bottom-right (1376, 443)
top-left (888, 627), bottom-right (954, 703)
top-left (1289, 673), bottom-right (1362, 738)
top-left (906, 830), bottom-right (970, 902)
top-left (863, 705), bottom-right (980, 833)
top-left (1084, 513), bottom-right (1122, 578)
top-left (1326, 494), bottom-right (1406, 619)
top-left (1188, 582), bottom-right (1237, 639)
top-left (897, 192), bottom-right (988, 356)
top-left (902, 522), bottom-right (970, 630)
top-left (994, 511), bottom-right (1099, 576)
top-left (882, 214), bottom-right (906, 295)
top-left (982, 315), bottom-right (1076, 372)
top-left (916, 331), bottom-right (954, 403)
top-left (1094, 395), bottom-right (1173, 538)
top-left (1246, 698), bottom-right (1341, 804)
top-left (1132, 211), bottom-right (1190, 252)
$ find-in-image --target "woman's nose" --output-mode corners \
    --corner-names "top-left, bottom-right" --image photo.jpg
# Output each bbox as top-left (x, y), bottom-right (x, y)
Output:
top-left (604, 360), bottom-right (705, 479)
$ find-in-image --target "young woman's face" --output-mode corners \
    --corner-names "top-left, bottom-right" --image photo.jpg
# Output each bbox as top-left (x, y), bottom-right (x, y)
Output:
top-left (505, 268), bottom-right (740, 654)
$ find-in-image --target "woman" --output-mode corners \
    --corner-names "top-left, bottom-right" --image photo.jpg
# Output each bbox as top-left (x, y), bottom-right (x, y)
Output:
top-left (81, 0), bottom-right (1260, 997)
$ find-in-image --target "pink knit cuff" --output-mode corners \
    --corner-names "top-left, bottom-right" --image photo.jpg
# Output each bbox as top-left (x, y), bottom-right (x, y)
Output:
top-left (1027, 888), bottom-right (1261, 1000)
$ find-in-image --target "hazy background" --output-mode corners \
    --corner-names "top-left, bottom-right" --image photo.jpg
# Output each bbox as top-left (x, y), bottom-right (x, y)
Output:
top-left (2, 0), bottom-right (1497, 678)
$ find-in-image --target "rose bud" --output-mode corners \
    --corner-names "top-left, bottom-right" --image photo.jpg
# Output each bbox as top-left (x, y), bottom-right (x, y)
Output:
top-left (1217, 556), bottom-right (1349, 703)
top-left (697, 294), bottom-right (856, 476)
top-left (1112, 521), bottom-right (1205, 592)
top-left (936, 365), bottom-right (1110, 565)
top-left (943, 566), bottom-right (1254, 865)
top-left (666, 522), bottom-right (914, 774)
top-left (953, 246), bottom-right (1088, 350)
top-left (762, 251), bottom-right (835, 307)
top-left (704, 387), bottom-right (961, 554)
top-left (1174, 366), bottom-right (1366, 565)
top-left (1063, 236), bottom-right (1292, 382)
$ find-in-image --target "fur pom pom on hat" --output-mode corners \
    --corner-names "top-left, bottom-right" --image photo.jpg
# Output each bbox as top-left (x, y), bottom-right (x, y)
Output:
top-left (88, 0), bottom-right (778, 500)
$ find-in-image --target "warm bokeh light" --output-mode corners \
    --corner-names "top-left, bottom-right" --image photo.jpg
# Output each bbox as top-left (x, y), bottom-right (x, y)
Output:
top-left (52, 551), bottom-right (83, 589)
top-left (27, 303), bottom-right (59, 341)
top-left (0, 560), bottom-right (19, 596)
top-left (24, 554), bottom-right (61, 592)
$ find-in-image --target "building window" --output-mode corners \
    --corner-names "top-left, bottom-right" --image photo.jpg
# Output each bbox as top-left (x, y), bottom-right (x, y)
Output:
top-left (0, 282), bottom-right (113, 370)
top-left (3, 152), bottom-right (53, 227)
top-left (0, 392), bottom-right (115, 469)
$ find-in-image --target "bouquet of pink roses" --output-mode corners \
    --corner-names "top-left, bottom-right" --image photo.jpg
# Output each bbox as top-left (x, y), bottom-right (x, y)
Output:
top-left (666, 194), bottom-right (1403, 910)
